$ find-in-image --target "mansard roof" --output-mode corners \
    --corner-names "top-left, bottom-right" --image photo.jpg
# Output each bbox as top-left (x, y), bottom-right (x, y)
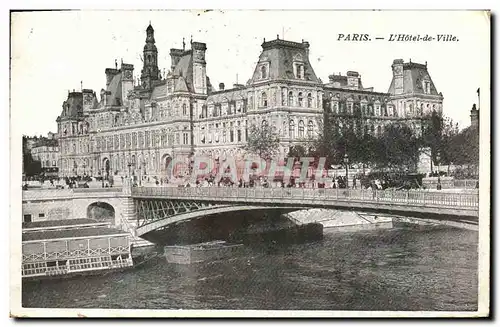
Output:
top-left (249, 38), bottom-right (321, 84)
top-left (150, 83), bottom-right (167, 99)
top-left (388, 60), bottom-right (441, 96)
top-left (207, 87), bottom-right (247, 103)
top-left (59, 91), bottom-right (83, 120)
top-left (172, 51), bottom-right (194, 91)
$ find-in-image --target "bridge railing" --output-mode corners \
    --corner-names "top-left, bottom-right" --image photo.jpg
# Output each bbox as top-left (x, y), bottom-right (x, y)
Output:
top-left (131, 187), bottom-right (479, 209)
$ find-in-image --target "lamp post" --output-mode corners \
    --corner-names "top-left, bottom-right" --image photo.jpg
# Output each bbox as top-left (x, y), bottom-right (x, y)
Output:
top-left (436, 152), bottom-right (442, 190)
top-left (344, 153), bottom-right (349, 189)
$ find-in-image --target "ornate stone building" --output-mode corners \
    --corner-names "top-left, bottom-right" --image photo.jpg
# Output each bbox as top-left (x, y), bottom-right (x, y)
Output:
top-left (56, 24), bottom-right (443, 179)
top-left (30, 132), bottom-right (59, 177)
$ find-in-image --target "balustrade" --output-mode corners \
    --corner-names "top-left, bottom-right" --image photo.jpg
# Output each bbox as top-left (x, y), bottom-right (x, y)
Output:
top-left (131, 186), bottom-right (479, 209)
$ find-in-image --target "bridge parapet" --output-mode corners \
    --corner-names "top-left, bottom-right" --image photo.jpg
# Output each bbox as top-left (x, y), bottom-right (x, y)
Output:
top-left (132, 187), bottom-right (479, 212)
top-left (23, 188), bottom-right (125, 201)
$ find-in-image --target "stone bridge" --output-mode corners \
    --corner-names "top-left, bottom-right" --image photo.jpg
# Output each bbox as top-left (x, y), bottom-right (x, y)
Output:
top-left (22, 188), bottom-right (131, 227)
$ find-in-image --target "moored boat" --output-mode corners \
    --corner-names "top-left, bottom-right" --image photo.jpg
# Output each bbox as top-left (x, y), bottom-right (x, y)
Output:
top-left (22, 219), bottom-right (134, 280)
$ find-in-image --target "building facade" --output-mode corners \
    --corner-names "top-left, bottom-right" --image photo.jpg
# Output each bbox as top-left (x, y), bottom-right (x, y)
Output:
top-left (56, 24), bottom-right (443, 179)
top-left (30, 132), bottom-right (59, 177)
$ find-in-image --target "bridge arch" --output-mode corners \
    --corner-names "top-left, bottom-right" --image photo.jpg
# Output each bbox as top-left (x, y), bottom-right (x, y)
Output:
top-left (87, 201), bottom-right (115, 222)
top-left (136, 204), bottom-right (306, 237)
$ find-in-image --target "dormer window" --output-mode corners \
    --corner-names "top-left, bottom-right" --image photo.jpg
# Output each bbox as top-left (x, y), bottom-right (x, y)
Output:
top-left (259, 63), bottom-right (269, 80)
top-left (423, 80), bottom-right (431, 94)
top-left (261, 65), bottom-right (267, 79)
top-left (294, 64), bottom-right (304, 79)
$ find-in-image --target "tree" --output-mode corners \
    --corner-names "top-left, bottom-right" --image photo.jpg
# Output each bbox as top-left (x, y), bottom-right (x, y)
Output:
top-left (244, 124), bottom-right (280, 160)
top-left (379, 123), bottom-right (420, 171)
top-left (23, 151), bottom-right (42, 177)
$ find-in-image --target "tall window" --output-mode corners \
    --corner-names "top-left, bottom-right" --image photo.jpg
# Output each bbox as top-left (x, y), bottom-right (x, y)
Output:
top-left (261, 92), bottom-right (268, 107)
top-left (288, 91), bottom-right (294, 106)
top-left (295, 64), bottom-right (304, 79)
top-left (347, 102), bottom-right (353, 114)
top-left (237, 130), bottom-right (241, 142)
top-left (370, 124), bottom-right (375, 135)
top-left (230, 130), bottom-right (234, 142)
top-left (376, 126), bottom-right (382, 136)
top-left (307, 93), bottom-right (313, 108)
top-left (307, 121), bottom-right (314, 137)
top-left (261, 65), bottom-right (267, 79)
top-left (298, 92), bottom-right (303, 107)
top-left (424, 81), bottom-right (431, 94)
top-left (182, 103), bottom-right (187, 116)
top-left (298, 120), bottom-right (305, 138)
top-left (289, 120), bottom-right (295, 139)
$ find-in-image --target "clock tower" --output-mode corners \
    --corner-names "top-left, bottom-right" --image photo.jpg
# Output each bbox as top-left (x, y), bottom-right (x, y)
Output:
top-left (140, 23), bottom-right (160, 90)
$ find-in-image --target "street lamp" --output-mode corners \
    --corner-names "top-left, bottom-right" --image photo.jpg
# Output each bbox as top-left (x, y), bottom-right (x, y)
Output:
top-left (344, 153), bottom-right (349, 189)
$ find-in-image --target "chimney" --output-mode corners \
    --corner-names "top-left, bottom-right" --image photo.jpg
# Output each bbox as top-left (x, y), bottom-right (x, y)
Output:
top-left (219, 83), bottom-right (225, 91)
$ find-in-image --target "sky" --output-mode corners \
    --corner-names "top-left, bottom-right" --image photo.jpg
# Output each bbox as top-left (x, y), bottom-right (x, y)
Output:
top-left (11, 10), bottom-right (490, 136)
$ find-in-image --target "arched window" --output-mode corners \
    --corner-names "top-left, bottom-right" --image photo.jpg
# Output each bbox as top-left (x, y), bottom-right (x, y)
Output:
top-left (307, 121), bottom-right (314, 137)
top-left (182, 103), bottom-right (187, 116)
top-left (298, 92), bottom-right (303, 107)
top-left (370, 124), bottom-right (375, 135)
top-left (307, 93), bottom-right (313, 108)
top-left (261, 92), bottom-right (268, 107)
top-left (364, 125), bottom-right (369, 136)
top-left (289, 120), bottom-right (295, 139)
top-left (261, 65), bottom-right (267, 79)
top-left (261, 120), bottom-right (268, 128)
top-left (298, 120), bottom-right (305, 138)
top-left (376, 125), bottom-right (382, 136)
top-left (288, 91), bottom-right (293, 106)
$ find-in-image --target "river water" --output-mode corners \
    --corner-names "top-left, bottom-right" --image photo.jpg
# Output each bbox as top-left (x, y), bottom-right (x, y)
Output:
top-left (22, 225), bottom-right (477, 311)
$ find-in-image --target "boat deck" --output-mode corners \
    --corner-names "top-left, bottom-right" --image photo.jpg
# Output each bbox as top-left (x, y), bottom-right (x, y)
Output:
top-left (23, 227), bottom-right (129, 242)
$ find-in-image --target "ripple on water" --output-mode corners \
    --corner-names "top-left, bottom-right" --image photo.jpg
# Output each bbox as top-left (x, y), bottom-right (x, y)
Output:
top-left (22, 226), bottom-right (478, 311)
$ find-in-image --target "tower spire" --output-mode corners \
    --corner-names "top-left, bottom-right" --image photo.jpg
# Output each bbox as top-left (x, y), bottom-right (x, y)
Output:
top-left (141, 22), bottom-right (159, 89)
top-left (183, 37), bottom-right (185, 51)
